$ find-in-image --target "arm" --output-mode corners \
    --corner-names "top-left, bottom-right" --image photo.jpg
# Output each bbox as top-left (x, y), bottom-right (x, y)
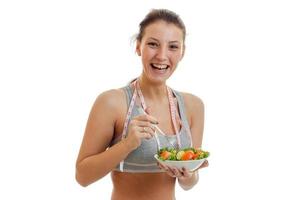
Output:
top-left (75, 89), bottom-right (158, 187)
top-left (75, 89), bottom-right (132, 187)
top-left (177, 93), bottom-right (206, 190)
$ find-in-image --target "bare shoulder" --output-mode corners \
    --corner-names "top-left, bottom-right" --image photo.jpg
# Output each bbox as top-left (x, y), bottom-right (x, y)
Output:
top-left (94, 88), bottom-right (126, 111)
top-left (87, 87), bottom-right (127, 138)
top-left (92, 87), bottom-right (128, 129)
top-left (180, 92), bottom-right (205, 116)
top-left (179, 92), bottom-right (205, 148)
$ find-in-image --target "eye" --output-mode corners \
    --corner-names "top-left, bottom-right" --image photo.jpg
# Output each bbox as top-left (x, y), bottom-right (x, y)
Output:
top-left (169, 45), bottom-right (179, 50)
top-left (147, 42), bottom-right (158, 48)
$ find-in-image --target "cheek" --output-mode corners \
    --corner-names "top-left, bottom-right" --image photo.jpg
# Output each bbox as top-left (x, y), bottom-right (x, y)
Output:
top-left (170, 55), bottom-right (182, 65)
top-left (141, 54), bottom-right (150, 64)
top-left (141, 49), bottom-right (154, 61)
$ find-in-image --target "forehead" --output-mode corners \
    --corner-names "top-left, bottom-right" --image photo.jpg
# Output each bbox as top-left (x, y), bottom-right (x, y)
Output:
top-left (142, 20), bottom-right (184, 42)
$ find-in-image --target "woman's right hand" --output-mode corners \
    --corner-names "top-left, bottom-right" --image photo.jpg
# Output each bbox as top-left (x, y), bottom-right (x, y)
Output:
top-left (124, 113), bottom-right (158, 150)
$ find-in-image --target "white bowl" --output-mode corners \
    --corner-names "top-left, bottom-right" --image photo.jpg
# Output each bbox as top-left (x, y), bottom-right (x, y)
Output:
top-left (154, 154), bottom-right (207, 172)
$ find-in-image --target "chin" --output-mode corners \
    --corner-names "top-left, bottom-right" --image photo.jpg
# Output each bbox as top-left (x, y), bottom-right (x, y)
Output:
top-left (147, 75), bottom-right (170, 84)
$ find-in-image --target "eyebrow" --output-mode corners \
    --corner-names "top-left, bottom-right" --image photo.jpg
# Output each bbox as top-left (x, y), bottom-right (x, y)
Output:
top-left (148, 37), bottom-right (180, 44)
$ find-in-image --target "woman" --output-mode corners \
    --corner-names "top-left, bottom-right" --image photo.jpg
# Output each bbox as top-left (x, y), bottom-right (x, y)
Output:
top-left (76, 9), bottom-right (208, 200)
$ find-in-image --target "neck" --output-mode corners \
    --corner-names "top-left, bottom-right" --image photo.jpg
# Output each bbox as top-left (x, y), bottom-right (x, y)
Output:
top-left (138, 75), bottom-right (168, 102)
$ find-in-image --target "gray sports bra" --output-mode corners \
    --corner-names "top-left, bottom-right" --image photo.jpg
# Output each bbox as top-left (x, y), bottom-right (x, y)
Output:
top-left (110, 85), bottom-right (192, 173)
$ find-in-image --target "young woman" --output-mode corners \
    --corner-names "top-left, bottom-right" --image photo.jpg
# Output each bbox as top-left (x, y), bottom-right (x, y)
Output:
top-left (76, 9), bottom-right (208, 200)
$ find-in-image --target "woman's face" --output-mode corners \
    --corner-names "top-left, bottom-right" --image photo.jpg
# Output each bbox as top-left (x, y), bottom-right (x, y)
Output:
top-left (136, 20), bottom-right (185, 84)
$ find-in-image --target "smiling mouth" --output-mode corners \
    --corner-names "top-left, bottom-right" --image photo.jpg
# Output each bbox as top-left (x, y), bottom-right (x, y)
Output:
top-left (150, 63), bottom-right (169, 70)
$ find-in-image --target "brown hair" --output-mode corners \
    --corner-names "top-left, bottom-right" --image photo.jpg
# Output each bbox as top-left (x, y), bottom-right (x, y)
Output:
top-left (136, 9), bottom-right (186, 42)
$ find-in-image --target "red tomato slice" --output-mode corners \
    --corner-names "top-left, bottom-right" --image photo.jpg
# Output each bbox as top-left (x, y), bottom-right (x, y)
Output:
top-left (192, 152), bottom-right (200, 159)
top-left (160, 151), bottom-right (171, 160)
top-left (181, 151), bottom-right (194, 160)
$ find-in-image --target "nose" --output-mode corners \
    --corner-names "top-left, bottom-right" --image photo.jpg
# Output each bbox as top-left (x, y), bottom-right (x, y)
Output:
top-left (155, 45), bottom-right (168, 61)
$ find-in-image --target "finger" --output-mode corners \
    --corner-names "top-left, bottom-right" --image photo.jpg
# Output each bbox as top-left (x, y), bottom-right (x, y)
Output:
top-left (172, 169), bottom-right (183, 178)
top-left (157, 163), bottom-right (179, 177)
top-left (165, 166), bottom-right (176, 177)
top-left (200, 160), bottom-right (209, 168)
top-left (181, 167), bottom-right (192, 177)
top-left (170, 167), bottom-right (181, 177)
top-left (191, 160), bottom-right (209, 172)
top-left (158, 163), bottom-right (167, 170)
top-left (134, 121), bottom-right (156, 132)
top-left (162, 165), bottom-right (171, 171)
top-left (137, 126), bottom-right (155, 138)
top-left (181, 167), bottom-right (189, 174)
top-left (143, 127), bottom-right (156, 137)
top-left (157, 162), bottom-right (162, 169)
top-left (137, 129), bottom-right (152, 139)
top-left (145, 107), bottom-right (151, 115)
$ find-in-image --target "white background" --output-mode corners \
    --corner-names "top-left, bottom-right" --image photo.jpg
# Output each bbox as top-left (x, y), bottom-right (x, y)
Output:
top-left (1, 0), bottom-right (299, 199)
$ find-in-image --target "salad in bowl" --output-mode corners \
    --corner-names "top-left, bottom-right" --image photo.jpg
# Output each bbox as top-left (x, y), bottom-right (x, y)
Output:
top-left (154, 147), bottom-right (209, 172)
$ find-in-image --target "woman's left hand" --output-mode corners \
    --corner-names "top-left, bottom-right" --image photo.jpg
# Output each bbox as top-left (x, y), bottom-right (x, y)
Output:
top-left (158, 160), bottom-right (209, 178)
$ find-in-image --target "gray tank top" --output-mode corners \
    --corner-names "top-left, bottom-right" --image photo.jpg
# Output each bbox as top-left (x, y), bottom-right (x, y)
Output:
top-left (111, 85), bottom-right (192, 173)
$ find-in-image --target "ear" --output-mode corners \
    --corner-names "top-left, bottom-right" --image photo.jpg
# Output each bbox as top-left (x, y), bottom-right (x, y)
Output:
top-left (136, 41), bottom-right (141, 56)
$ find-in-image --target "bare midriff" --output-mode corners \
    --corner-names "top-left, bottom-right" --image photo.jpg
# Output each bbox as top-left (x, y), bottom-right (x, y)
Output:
top-left (110, 171), bottom-right (176, 200)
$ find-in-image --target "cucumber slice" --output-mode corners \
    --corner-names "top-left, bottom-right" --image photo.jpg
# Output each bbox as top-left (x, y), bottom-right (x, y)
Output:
top-left (176, 150), bottom-right (185, 160)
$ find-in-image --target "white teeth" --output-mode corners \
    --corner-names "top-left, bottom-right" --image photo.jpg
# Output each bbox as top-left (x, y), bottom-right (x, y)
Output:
top-left (152, 64), bottom-right (168, 69)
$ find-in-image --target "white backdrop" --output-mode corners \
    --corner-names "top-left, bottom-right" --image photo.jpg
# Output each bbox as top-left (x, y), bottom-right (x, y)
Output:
top-left (1, 0), bottom-right (299, 199)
